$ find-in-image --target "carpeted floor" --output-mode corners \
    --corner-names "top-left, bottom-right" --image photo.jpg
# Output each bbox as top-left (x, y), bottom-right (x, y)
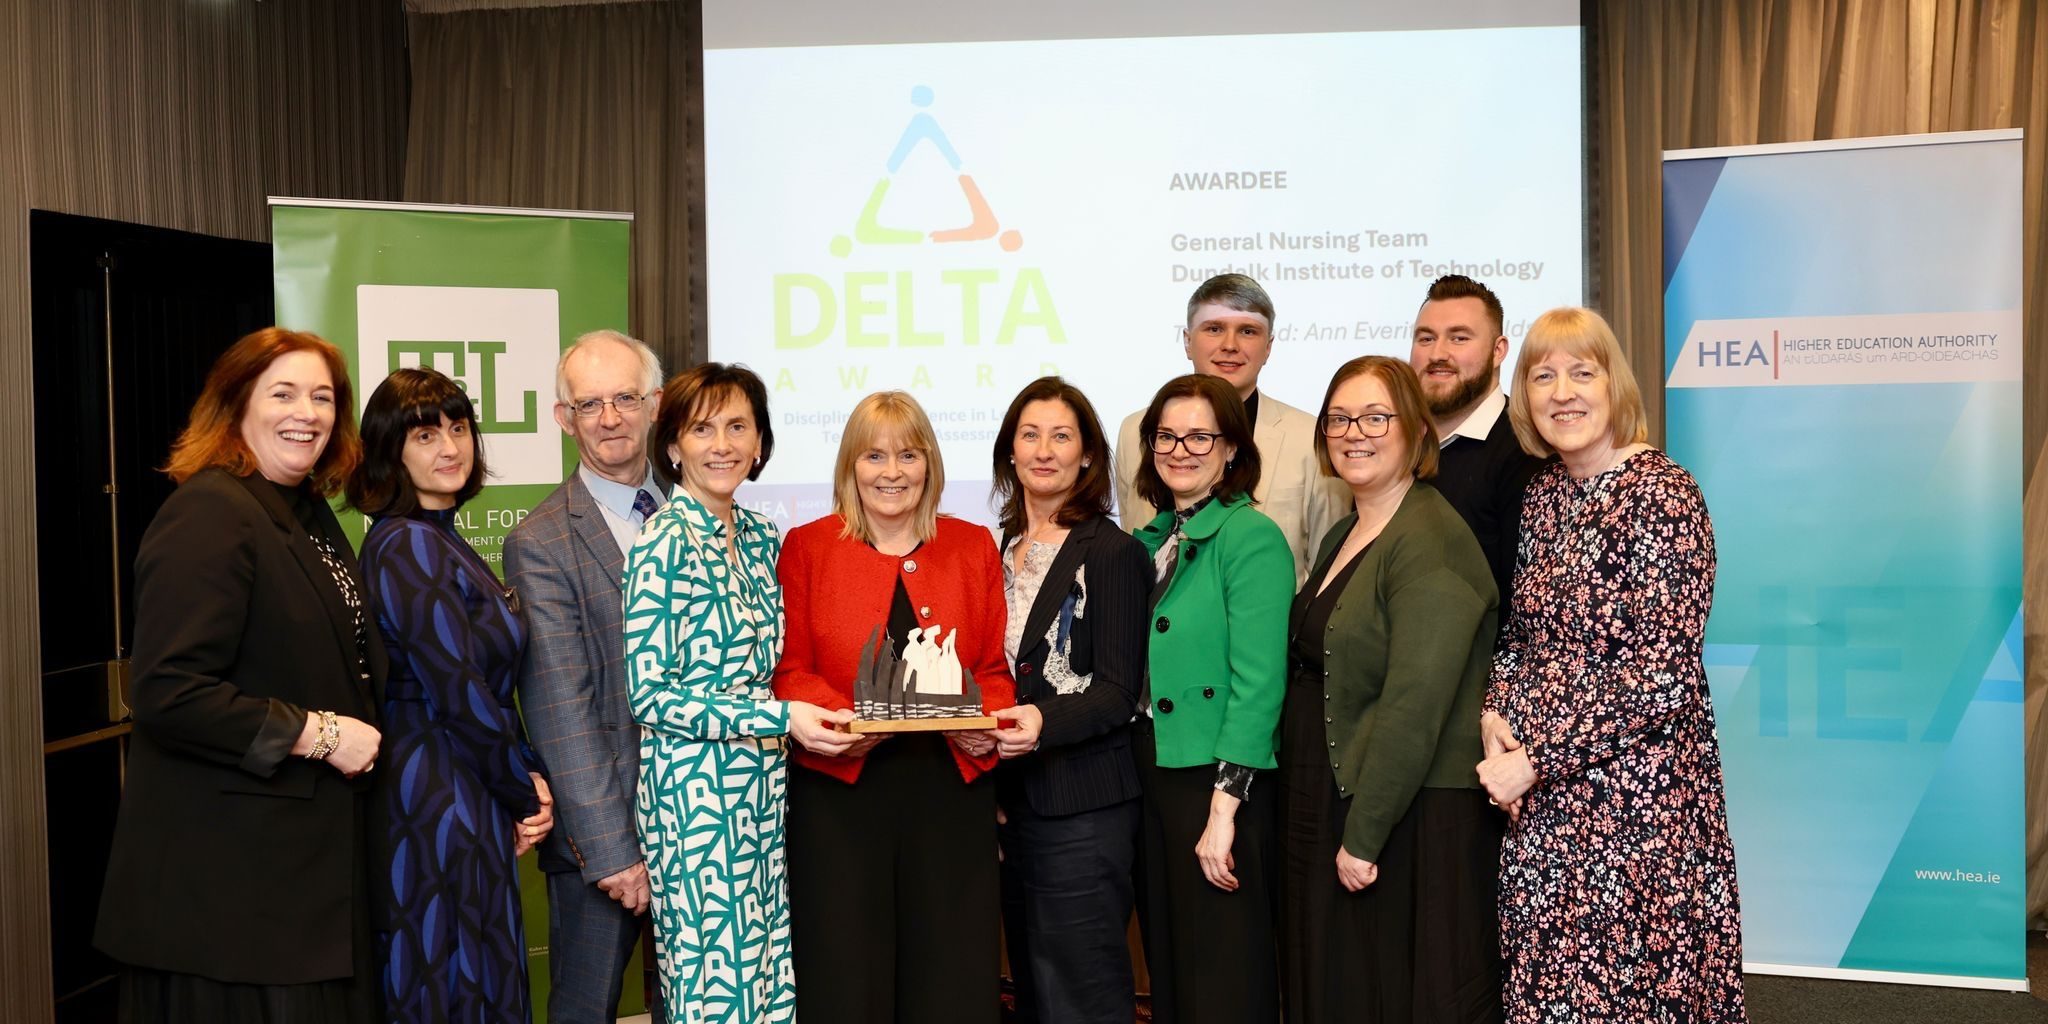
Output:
top-left (1739, 931), bottom-right (2048, 1024)
top-left (996, 932), bottom-right (2048, 1023)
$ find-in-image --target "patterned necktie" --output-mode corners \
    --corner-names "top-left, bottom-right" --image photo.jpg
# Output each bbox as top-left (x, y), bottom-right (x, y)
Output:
top-left (633, 489), bottom-right (660, 520)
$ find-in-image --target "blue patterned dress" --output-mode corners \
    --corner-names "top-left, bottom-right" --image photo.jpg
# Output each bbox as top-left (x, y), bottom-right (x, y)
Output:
top-left (361, 509), bottom-right (544, 1024)
top-left (624, 489), bottom-right (794, 1023)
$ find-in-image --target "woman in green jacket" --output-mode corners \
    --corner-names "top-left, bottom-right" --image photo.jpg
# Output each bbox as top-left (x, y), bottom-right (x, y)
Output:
top-left (1129, 373), bottom-right (1293, 1024)
top-left (1278, 355), bottom-right (1502, 1023)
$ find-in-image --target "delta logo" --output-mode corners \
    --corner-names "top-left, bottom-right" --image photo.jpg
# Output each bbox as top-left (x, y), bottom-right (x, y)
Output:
top-left (773, 85), bottom-right (1066, 355)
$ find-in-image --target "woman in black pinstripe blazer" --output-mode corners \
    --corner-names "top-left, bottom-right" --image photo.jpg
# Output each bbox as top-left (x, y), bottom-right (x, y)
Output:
top-left (982, 377), bottom-right (1153, 1024)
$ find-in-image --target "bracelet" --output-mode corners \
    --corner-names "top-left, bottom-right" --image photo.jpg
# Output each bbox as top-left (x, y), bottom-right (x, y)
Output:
top-left (306, 710), bottom-right (340, 761)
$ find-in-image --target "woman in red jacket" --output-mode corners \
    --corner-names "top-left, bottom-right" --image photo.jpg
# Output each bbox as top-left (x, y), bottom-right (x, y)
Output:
top-left (775, 390), bottom-right (1016, 1024)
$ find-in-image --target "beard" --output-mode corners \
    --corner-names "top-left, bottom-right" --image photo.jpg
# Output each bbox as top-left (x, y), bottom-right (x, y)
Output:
top-left (1421, 362), bottom-right (1497, 419)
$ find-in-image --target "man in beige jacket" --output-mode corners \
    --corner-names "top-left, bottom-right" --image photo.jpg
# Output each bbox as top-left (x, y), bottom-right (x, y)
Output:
top-left (1114, 273), bottom-right (1348, 582)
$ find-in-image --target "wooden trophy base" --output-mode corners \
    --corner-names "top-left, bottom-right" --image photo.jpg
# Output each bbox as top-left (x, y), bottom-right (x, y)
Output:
top-left (846, 716), bottom-right (997, 734)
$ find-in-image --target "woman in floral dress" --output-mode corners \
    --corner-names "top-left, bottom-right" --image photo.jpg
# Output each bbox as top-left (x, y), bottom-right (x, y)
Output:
top-left (623, 364), bottom-right (856, 1023)
top-left (1476, 307), bottom-right (1746, 1023)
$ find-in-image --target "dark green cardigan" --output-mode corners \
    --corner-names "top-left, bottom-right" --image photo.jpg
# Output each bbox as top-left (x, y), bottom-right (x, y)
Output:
top-left (1308, 481), bottom-right (1498, 861)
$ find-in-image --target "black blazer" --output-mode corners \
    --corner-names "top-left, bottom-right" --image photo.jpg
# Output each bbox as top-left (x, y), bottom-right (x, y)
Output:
top-left (95, 468), bottom-right (384, 984)
top-left (998, 514), bottom-right (1151, 817)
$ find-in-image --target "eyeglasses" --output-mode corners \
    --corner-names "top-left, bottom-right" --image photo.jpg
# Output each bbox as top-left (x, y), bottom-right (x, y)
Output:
top-left (568, 392), bottom-right (650, 419)
top-left (1320, 412), bottom-right (1397, 438)
top-left (1149, 430), bottom-right (1221, 456)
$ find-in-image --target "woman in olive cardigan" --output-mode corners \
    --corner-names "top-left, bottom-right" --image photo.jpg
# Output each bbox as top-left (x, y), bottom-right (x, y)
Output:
top-left (1128, 374), bottom-right (1294, 1024)
top-left (1279, 356), bottom-right (1502, 1024)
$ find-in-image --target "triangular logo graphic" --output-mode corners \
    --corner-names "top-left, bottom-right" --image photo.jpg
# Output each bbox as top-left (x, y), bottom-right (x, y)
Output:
top-left (830, 85), bottom-right (1024, 257)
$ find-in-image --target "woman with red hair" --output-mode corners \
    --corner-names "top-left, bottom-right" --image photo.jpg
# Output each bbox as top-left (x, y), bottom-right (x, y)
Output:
top-left (96, 328), bottom-right (385, 1024)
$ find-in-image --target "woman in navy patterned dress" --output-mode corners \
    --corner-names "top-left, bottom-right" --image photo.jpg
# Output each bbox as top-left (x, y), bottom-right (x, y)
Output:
top-left (349, 368), bottom-right (557, 1024)
top-left (1476, 309), bottom-right (1745, 1023)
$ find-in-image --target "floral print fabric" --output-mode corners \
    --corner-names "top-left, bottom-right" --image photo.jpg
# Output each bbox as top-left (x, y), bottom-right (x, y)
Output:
top-left (1485, 449), bottom-right (1746, 1023)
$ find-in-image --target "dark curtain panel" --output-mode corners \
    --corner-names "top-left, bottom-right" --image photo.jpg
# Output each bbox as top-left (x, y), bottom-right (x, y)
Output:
top-left (0, 3), bottom-right (409, 1012)
top-left (1585, 0), bottom-right (2047, 919)
top-left (403, 0), bottom-right (707, 375)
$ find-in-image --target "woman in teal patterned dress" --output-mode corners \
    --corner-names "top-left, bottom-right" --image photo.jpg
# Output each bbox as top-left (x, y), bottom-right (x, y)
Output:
top-left (623, 364), bottom-right (858, 1022)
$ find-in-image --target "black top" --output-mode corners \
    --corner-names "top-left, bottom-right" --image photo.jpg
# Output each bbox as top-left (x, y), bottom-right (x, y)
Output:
top-left (887, 575), bottom-right (920, 658)
top-left (273, 479), bottom-right (369, 684)
top-left (1430, 402), bottom-right (1547, 615)
top-left (1289, 542), bottom-right (1372, 674)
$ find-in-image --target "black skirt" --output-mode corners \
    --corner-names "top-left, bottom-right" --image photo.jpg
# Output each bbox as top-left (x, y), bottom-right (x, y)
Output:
top-left (119, 794), bottom-right (375, 1024)
top-left (1277, 666), bottom-right (1504, 1024)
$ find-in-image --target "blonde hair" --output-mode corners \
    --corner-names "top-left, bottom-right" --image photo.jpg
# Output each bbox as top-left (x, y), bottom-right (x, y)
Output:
top-left (1507, 307), bottom-right (1650, 458)
top-left (833, 391), bottom-right (946, 544)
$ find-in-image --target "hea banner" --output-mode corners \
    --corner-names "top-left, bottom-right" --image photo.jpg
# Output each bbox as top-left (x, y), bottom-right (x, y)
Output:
top-left (270, 198), bottom-right (633, 563)
top-left (1662, 131), bottom-right (2025, 990)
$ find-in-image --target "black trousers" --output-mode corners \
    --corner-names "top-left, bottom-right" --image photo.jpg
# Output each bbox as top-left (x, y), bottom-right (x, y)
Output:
top-left (998, 791), bottom-right (1140, 1024)
top-left (1133, 721), bottom-right (1280, 1024)
top-left (787, 734), bottom-right (999, 1024)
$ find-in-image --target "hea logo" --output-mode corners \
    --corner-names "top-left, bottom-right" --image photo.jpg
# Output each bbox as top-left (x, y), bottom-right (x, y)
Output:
top-left (356, 284), bottom-right (559, 487)
top-left (1696, 337), bottom-right (1772, 368)
top-left (774, 85), bottom-right (1065, 353)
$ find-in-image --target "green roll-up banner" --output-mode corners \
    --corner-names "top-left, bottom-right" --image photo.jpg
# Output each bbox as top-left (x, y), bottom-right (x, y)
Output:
top-left (270, 197), bottom-right (632, 558)
top-left (270, 198), bottom-right (642, 1019)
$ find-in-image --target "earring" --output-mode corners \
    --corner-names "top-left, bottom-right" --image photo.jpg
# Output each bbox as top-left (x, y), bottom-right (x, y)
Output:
top-left (1082, 460), bottom-right (1091, 468)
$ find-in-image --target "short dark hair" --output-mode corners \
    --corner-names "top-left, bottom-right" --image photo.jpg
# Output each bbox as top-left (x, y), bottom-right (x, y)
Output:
top-left (1132, 373), bottom-right (1261, 513)
top-left (652, 363), bottom-right (775, 488)
top-left (1185, 273), bottom-right (1275, 329)
top-left (990, 377), bottom-right (1114, 537)
top-left (1420, 274), bottom-right (1505, 337)
top-left (347, 367), bottom-right (488, 517)
top-left (1315, 355), bottom-right (1440, 481)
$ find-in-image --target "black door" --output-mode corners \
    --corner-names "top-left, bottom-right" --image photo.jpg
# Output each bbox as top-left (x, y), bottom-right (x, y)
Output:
top-left (31, 209), bottom-right (272, 1021)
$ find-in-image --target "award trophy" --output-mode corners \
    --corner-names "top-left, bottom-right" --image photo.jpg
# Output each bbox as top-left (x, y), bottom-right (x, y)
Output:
top-left (845, 623), bottom-right (997, 733)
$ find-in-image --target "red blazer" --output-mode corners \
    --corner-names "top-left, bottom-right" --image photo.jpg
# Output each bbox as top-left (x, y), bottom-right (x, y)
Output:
top-left (775, 514), bottom-right (1016, 784)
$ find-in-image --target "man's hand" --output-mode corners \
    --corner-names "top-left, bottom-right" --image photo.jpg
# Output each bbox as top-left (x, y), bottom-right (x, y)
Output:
top-left (596, 862), bottom-right (651, 916)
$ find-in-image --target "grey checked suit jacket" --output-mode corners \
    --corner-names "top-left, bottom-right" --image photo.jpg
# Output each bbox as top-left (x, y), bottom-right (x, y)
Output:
top-left (505, 472), bottom-right (649, 881)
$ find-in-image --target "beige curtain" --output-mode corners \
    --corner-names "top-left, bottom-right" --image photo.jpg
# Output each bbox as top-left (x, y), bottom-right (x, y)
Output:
top-left (403, 0), bottom-right (706, 375)
top-left (1588, 0), bottom-right (2048, 920)
top-left (0, 1), bottom-right (409, 1011)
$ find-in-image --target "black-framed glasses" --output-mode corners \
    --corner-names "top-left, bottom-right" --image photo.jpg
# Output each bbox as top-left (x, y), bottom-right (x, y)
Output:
top-left (1149, 430), bottom-right (1221, 455)
top-left (568, 392), bottom-right (650, 419)
top-left (1321, 412), bottom-right (1397, 438)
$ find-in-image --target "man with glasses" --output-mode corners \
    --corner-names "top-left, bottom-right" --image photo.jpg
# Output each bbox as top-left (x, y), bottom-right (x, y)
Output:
top-left (1114, 273), bottom-right (1347, 582)
top-left (1408, 274), bottom-right (1546, 607)
top-left (504, 329), bottom-right (668, 1024)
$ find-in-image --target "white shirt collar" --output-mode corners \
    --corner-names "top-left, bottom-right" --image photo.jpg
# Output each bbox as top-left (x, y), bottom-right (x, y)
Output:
top-left (1439, 390), bottom-right (1508, 448)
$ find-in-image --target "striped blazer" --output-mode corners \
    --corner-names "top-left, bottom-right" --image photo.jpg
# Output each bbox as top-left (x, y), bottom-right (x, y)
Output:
top-left (997, 514), bottom-right (1152, 817)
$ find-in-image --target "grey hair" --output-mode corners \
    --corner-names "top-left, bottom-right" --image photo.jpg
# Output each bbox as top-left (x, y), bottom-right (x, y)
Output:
top-left (555, 329), bottom-right (662, 404)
